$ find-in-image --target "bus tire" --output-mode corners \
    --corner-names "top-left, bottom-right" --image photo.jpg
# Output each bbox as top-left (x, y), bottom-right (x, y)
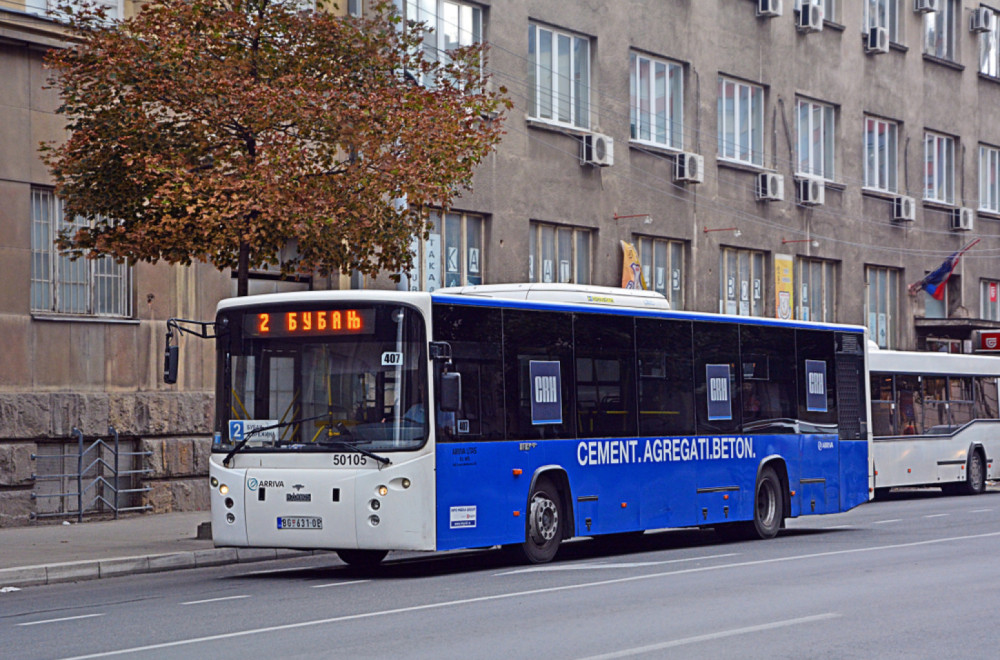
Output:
top-left (336, 549), bottom-right (388, 567)
top-left (751, 466), bottom-right (784, 539)
top-left (962, 450), bottom-right (986, 496)
top-left (519, 477), bottom-right (562, 564)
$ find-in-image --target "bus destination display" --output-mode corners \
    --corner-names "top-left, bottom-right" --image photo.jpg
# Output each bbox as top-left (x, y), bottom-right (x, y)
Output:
top-left (244, 308), bottom-right (375, 338)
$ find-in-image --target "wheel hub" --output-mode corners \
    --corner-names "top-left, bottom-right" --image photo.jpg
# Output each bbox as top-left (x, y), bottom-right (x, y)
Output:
top-left (530, 495), bottom-right (558, 544)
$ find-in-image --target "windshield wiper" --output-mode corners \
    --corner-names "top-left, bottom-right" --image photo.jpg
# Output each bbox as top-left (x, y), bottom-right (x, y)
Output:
top-left (222, 412), bottom-right (332, 467)
top-left (315, 427), bottom-right (391, 467)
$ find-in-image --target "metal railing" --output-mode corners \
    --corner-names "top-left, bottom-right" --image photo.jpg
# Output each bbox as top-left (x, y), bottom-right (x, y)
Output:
top-left (30, 426), bottom-right (153, 522)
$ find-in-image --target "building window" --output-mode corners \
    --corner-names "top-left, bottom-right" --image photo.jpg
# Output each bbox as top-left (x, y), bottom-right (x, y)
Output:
top-left (719, 247), bottom-right (765, 317)
top-left (820, 0), bottom-right (837, 22)
top-left (636, 236), bottom-right (685, 309)
top-left (30, 188), bottom-right (133, 317)
top-left (864, 0), bottom-right (900, 43)
top-left (348, 0), bottom-right (362, 16)
top-left (924, 132), bottom-right (955, 204)
top-left (866, 265), bottom-right (900, 349)
top-left (528, 221), bottom-right (591, 285)
top-left (401, 210), bottom-right (485, 292)
top-left (982, 279), bottom-right (1000, 321)
top-left (528, 23), bottom-right (590, 130)
top-left (630, 53), bottom-right (683, 150)
top-left (980, 6), bottom-right (1000, 76)
top-left (25, 0), bottom-right (122, 20)
top-left (399, 0), bottom-right (482, 85)
top-left (796, 258), bottom-right (837, 322)
top-left (717, 77), bottom-right (764, 166)
top-left (924, 0), bottom-right (959, 61)
top-left (980, 144), bottom-right (1000, 212)
top-left (864, 117), bottom-right (898, 193)
top-left (796, 99), bottom-right (835, 180)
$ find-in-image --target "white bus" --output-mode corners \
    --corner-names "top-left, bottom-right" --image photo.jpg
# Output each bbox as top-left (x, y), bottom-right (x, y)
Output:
top-left (868, 346), bottom-right (1000, 496)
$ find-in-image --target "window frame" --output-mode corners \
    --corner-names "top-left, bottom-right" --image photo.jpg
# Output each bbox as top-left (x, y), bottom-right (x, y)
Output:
top-left (717, 77), bottom-right (764, 167)
top-left (528, 23), bottom-right (591, 130)
top-left (400, 209), bottom-right (486, 292)
top-left (528, 221), bottom-right (592, 285)
top-left (981, 279), bottom-right (1000, 321)
top-left (865, 265), bottom-right (900, 349)
top-left (980, 144), bottom-right (1000, 213)
top-left (980, 4), bottom-right (1000, 77)
top-left (629, 52), bottom-right (684, 151)
top-left (635, 235), bottom-right (685, 310)
top-left (30, 187), bottom-right (133, 318)
top-left (796, 98), bottom-right (836, 180)
top-left (924, 131), bottom-right (956, 204)
top-left (719, 246), bottom-right (766, 318)
top-left (795, 257), bottom-right (838, 323)
top-left (863, 0), bottom-right (900, 43)
top-left (864, 116), bottom-right (899, 193)
top-left (923, 0), bottom-right (959, 61)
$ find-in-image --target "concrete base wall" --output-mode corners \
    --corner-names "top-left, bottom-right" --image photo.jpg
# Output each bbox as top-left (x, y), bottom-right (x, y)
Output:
top-left (0, 391), bottom-right (214, 527)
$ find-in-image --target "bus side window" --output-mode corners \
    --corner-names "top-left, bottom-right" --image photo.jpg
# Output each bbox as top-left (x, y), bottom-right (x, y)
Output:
top-left (796, 329), bottom-right (837, 429)
top-left (739, 325), bottom-right (796, 433)
top-left (431, 304), bottom-right (504, 441)
top-left (636, 318), bottom-right (695, 437)
top-left (574, 313), bottom-right (637, 439)
top-left (975, 377), bottom-right (1000, 419)
top-left (503, 309), bottom-right (576, 440)
top-left (692, 321), bottom-right (741, 435)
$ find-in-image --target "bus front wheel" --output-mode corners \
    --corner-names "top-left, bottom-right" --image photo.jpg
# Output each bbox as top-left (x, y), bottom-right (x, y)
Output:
top-left (519, 478), bottom-right (562, 564)
top-left (336, 549), bottom-right (388, 567)
top-left (751, 466), bottom-right (784, 539)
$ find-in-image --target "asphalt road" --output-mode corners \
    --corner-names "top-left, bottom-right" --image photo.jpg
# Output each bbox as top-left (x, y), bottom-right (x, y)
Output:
top-left (3, 488), bottom-right (1000, 660)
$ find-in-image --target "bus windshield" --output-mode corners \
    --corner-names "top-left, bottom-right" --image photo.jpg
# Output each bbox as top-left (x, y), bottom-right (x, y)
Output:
top-left (214, 303), bottom-right (428, 453)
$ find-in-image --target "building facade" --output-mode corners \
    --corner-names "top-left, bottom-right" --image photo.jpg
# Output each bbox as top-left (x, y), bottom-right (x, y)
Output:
top-left (3, 0), bottom-right (1000, 524)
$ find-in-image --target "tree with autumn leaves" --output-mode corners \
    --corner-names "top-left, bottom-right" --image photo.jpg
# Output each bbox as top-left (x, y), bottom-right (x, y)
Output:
top-left (42, 0), bottom-right (510, 295)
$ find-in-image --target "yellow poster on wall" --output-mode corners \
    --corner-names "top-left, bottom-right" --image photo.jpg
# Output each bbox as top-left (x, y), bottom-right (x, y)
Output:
top-left (775, 253), bottom-right (794, 320)
top-left (620, 241), bottom-right (646, 289)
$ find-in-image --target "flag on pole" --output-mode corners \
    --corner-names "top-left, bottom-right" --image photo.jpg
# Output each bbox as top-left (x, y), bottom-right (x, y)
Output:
top-left (620, 241), bottom-right (646, 290)
top-left (907, 239), bottom-right (980, 300)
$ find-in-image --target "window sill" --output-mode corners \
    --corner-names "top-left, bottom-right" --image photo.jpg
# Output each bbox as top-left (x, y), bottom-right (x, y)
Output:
top-left (823, 21), bottom-right (845, 32)
top-left (795, 175), bottom-right (845, 192)
top-left (861, 188), bottom-right (899, 201)
top-left (716, 158), bottom-right (766, 174)
top-left (525, 117), bottom-right (591, 138)
top-left (890, 42), bottom-right (908, 54)
top-left (629, 141), bottom-right (682, 157)
top-left (978, 72), bottom-right (1000, 85)
top-left (31, 314), bottom-right (139, 324)
top-left (976, 209), bottom-right (1000, 221)
top-left (922, 199), bottom-right (957, 211)
top-left (922, 53), bottom-right (964, 72)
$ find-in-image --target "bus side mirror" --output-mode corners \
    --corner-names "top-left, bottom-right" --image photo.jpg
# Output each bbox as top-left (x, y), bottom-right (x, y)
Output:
top-left (439, 371), bottom-right (461, 412)
top-left (164, 344), bottom-right (179, 384)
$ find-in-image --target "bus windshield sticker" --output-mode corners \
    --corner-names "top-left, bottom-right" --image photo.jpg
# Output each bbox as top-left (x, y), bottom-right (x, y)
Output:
top-left (449, 505), bottom-right (477, 529)
top-left (706, 364), bottom-right (733, 421)
top-left (229, 420), bottom-right (279, 444)
top-left (806, 360), bottom-right (828, 412)
top-left (529, 360), bottom-right (562, 425)
top-left (381, 351), bottom-right (403, 366)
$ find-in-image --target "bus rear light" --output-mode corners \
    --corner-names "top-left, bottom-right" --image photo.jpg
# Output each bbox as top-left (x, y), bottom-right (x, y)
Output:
top-left (512, 469), bottom-right (523, 476)
top-left (621, 502), bottom-right (627, 508)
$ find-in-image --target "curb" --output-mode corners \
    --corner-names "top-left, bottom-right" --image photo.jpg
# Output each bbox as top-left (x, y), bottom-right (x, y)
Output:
top-left (0, 547), bottom-right (321, 588)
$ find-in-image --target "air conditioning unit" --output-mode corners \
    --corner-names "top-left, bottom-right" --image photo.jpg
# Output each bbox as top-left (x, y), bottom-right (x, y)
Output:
top-left (674, 152), bottom-right (704, 184)
top-left (580, 133), bottom-right (614, 167)
top-left (971, 7), bottom-right (994, 33)
top-left (950, 207), bottom-right (974, 231)
top-left (914, 0), bottom-right (939, 14)
top-left (796, 176), bottom-right (825, 206)
top-left (866, 26), bottom-right (889, 54)
top-left (797, 2), bottom-right (823, 31)
top-left (893, 195), bottom-right (915, 222)
top-left (757, 0), bottom-right (782, 18)
top-left (756, 172), bottom-right (785, 201)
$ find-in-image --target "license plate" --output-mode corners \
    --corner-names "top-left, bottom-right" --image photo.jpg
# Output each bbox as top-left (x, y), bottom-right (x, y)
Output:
top-left (277, 516), bottom-right (322, 530)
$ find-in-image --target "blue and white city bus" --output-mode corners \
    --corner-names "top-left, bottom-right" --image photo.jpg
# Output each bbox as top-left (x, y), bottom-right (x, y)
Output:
top-left (186, 283), bottom-right (871, 566)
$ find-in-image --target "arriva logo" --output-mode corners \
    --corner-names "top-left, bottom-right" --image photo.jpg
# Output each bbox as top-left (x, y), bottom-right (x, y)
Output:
top-left (247, 478), bottom-right (284, 491)
top-left (247, 478), bottom-right (259, 491)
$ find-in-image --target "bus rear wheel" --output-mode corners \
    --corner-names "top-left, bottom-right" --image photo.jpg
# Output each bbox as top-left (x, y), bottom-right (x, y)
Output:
top-left (751, 466), bottom-right (784, 539)
top-left (336, 549), bottom-right (388, 567)
top-left (962, 450), bottom-right (986, 496)
top-left (518, 478), bottom-right (562, 564)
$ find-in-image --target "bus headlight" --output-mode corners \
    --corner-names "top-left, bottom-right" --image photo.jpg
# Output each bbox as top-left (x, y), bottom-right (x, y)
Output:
top-left (377, 485), bottom-right (388, 497)
top-left (369, 515), bottom-right (380, 527)
top-left (219, 484), bottom-right (230, 495)
top-left (370, 499), bottom-right (381, 511)
top-left (210, 477), bottom-right (219, 488)
top-left (401, 478), bottom-right (411, 489)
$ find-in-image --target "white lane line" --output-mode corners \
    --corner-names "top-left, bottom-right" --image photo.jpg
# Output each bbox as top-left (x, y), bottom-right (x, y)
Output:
top-left (495, 553), bottom-right (739, 575)
top-left (577, 612), bottom-right (841, 659)
top-left (970, 509), bottom-right (992, 513)
top-left (872, 519), bottom-right (902, 524)
top-left (924, 514), bottom-right (949, 518)
top-left (818, 525), bottom-right (852, 530)
top-left (60, 529), bottom-right (1000, 660)
top-left (18, 613), bottom-right (105, 627)
top-left (311, 580), bottom-right (371, 589)
top-left (181, 595), bottom-right (250, 606)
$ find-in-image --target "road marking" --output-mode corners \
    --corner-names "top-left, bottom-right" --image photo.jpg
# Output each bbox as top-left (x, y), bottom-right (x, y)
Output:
top-left (576, 612), bottom-right (841, 659)
top-left (872, 519), bottom-right (901, 524)
top-left (18, 613), bottom-right (105, 627)
top-left (311, 580), bottom-right (371, 589)
top-left (924, 514), bottom-right (949, 518)
top-left (59, 529), bottom-right (1000, 660)
top-left (181, 595), bottom-right (250, 606)
top-left (495, 553), bottom-right (739, 575)
top-left (969, 509), bottom-right (992, 513)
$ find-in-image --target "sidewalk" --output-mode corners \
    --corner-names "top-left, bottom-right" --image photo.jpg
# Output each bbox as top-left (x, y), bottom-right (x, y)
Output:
top-left (0, 512), bottom-right (316, 589)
